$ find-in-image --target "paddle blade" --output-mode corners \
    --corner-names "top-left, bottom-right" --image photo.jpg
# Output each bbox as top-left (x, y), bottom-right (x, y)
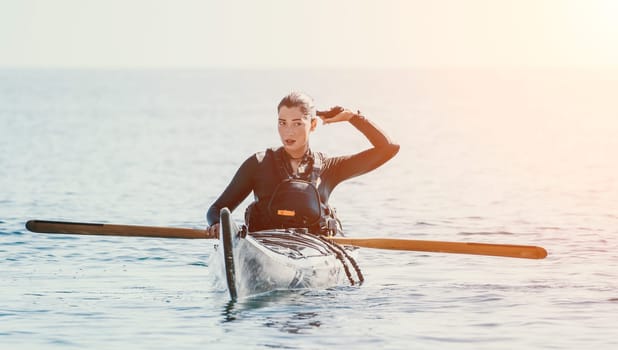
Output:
top-left (327, 237), bottom-right (547, 259)
top-left (26, 220), bottom-right (210, 239)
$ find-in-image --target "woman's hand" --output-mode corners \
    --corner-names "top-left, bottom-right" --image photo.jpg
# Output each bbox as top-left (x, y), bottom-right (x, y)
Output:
top-left (318, 106), bottom-right (357, 125)
top-left (206, 223), bottom-right (220, 239)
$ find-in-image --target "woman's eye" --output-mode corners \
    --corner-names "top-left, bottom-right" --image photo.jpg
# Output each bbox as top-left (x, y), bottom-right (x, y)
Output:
top-left (278, 121), bottom-right (285, 126)
top-left (294, 122), bottom-right (303, 127)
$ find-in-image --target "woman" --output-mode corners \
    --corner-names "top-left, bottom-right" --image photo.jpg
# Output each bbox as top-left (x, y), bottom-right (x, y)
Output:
top-left (206, 92), bottom-right (399, 237)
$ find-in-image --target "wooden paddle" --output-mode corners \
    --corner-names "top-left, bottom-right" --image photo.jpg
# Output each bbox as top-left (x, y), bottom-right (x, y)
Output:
top-left (327, 237), bottom-right (547, 259)
top-left (25, 220), bottom-right (547, 259)
top-left (25, 220), bottom-right (211, 239)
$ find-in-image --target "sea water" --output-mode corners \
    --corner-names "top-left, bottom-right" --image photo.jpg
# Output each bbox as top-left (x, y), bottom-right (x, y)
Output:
top-left (1, 68), bottom-right (617, 349)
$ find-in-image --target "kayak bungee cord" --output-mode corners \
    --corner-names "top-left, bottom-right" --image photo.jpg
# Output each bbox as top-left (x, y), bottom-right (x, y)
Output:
top-left (253, 230), bottom-right (364, 286)
top-left (318, 236), bottom-right (364, 286)
top-left (288, 233), bottom-right (357, 285)
top-left (330, 239), bottom-right (364, 284)
top-left (288, 232), bottom-right (358, 286)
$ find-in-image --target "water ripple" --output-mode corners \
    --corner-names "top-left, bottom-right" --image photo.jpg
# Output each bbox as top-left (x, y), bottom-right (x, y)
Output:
top-left (457, 231), bottom-right (516, 236)
top-left (2, 68), bottom-right (617, 349)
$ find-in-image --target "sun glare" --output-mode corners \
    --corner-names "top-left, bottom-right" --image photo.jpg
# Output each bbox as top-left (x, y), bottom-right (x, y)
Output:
top-left (563, 0), bottom-right (618, 65)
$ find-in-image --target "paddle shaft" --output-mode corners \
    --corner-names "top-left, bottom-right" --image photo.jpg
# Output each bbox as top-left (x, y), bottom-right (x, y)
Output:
top-left (327, 237), bottom-right (547, 259)
top-left (25, 220), bottom-right (547, 259)
top-left (26, 220), bottom-right (209, 239)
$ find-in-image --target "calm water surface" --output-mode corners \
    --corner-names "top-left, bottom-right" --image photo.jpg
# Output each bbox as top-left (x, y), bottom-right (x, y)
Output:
top-left (1, 69), bottom-right (617, 349)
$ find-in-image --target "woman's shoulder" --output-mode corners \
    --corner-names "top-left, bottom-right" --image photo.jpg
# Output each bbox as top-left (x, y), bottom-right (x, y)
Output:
top-left (254, 147), bottom-right (279, 163)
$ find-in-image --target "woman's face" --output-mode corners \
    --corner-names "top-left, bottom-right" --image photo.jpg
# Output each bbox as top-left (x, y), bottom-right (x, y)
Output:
top-left (277, 105), bottom-right (316, 156)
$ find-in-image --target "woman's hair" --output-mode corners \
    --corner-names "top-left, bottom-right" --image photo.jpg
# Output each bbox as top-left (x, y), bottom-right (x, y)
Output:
top-left (277, 92), bottom-right (316, 119)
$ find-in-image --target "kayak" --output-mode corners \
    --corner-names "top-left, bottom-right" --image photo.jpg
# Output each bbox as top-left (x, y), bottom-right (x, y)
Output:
top-left (218, 207), bottom-right (362, 299)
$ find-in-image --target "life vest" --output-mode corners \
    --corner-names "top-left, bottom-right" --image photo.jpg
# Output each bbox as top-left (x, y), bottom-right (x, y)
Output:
top-left (267, 178), bottom-right (322, 229)
top-left (245, 148), bottom-right (342, 235)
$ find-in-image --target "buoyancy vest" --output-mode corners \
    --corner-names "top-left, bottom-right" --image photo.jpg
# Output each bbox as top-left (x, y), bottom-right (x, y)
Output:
top-left (267, 178), bottom-right (322, 228)
top-left (245, 148), bottom-right (342, 235)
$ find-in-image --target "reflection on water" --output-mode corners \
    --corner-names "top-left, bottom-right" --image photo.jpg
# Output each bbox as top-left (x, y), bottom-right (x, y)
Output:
top-left (263, 311), bottom-right (321, 334)
top-left (221, 289), bottom-right (344, 334)
top-left (221, 299), bottom-right (238, 323)
top-left (221, 290), bottom-right (301, 323)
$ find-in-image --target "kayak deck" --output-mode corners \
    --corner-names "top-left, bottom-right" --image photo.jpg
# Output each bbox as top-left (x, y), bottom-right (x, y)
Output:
top-left (219, 208), bottom-right (361, 299)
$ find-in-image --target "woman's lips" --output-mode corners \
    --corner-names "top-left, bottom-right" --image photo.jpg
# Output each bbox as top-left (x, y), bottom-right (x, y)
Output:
top-left (284, 139), bottom-right (296, 146)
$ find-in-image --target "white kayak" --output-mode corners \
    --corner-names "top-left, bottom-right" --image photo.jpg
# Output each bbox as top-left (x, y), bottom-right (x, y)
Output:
top-left (218, 207), bottom-right (362, 299)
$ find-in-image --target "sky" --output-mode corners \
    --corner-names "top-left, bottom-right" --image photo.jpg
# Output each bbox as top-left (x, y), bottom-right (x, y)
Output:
top-left (1, 0), bottom-right (617, 69)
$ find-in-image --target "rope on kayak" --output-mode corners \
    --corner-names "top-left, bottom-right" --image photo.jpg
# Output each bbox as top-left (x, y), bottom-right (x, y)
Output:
top-left (250, 230), bottom-right (364, 286)
top-left (318, 236), bottom-right (364, 286)
top-left (296, 232), bottom-right (363, 285)
top-left (332, 240), bottom-right (364, 284)
top-left (289, 232), bottom-right (358, 286)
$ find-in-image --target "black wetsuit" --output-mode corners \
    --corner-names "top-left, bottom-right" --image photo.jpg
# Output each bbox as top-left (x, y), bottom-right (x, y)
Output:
top-left (206, 115), bottom-right (399, 230)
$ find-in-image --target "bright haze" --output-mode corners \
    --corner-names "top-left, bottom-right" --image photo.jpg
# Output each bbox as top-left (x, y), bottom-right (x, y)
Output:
top-left (1, 0), bottom-right (617, 69)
